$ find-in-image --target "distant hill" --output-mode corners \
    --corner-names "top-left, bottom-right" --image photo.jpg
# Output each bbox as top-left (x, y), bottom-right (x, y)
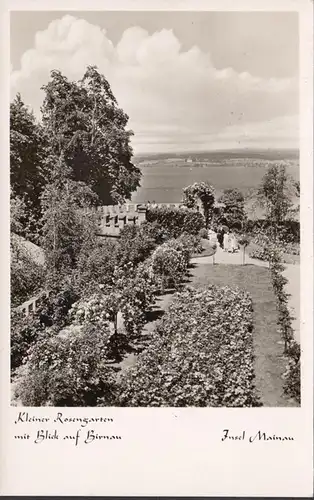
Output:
top-left (134, 148), bottom-right (299, 164)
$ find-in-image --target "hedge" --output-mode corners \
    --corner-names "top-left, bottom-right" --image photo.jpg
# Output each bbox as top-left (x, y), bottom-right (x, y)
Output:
top-left (146, 206), bottom-right (205, 239)
top-left (118, 285), bottom-right (260, 407)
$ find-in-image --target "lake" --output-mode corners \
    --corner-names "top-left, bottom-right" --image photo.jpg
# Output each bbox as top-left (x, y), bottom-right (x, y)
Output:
top-left (131, 163), bottom-right (299, 204)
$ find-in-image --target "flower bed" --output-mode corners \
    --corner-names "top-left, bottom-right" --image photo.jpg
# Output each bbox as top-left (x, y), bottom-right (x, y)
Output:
top-left (118, 285), bottom-right (260, 407)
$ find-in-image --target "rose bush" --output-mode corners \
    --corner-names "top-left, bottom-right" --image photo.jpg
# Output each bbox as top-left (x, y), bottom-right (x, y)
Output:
top-left (150, 241), bottom-right (188, 291)
top-left (14, 323), bottom-right (117, 406)
top-left (118, 285), bottom-right (260, 407)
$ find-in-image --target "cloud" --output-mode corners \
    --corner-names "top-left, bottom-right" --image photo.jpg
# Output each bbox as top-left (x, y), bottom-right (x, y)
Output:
top-left (11, 15), bottom-right (299, 153)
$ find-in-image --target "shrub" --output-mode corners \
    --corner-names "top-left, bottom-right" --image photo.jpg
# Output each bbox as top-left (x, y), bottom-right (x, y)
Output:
top-left (11, 236), bottom-right (45, 308)
top-left (14, 323), bottom-right (117, 406)
top-left (36, 277), bottom-right (80, 329)
top-left (75, 239), bottom-right (118, 294)
top-left (283, 341), bottom-right (300, 403)
top-left (150, 241), bottom-right (188, 290)
top-left (117, 224), bottom-right (157, 267)
top-left (118, 285), bottom-right (260, 407)
top-left (11, 309), bottom-right (45, 372)
top-left (146, 206), bottom-right (205, 239)
top-left (199, 228), bottom-right (208, 239)
top-left (177, 233), bottom-right (203, 256)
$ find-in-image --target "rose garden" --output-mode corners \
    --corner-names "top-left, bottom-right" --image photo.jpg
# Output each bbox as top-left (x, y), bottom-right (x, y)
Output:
top-left (10, 67), bottom-right (300, 407)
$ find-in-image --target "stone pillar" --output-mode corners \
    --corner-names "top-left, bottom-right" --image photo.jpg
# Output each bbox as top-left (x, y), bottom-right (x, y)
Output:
top-left (118, 215), bottom-right (126, 229)
top-left (137, 205), bottom-right (147, 224)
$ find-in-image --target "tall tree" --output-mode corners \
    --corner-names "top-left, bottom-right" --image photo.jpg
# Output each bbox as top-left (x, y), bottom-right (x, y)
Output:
top-left (218, 188), bottom-right (247, 230)
top-left (10, 94), bottom-right (48, 239)
top-left (40, 154), bottom-right (98, 281)
top-left (40, 66), bottom-right (141, 204)
top-left (256, 163), bottom-right (298, 242)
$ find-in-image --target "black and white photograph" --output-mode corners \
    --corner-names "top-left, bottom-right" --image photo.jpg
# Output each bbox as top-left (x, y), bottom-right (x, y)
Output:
top-left (9, 9), bottom-right (302, 408)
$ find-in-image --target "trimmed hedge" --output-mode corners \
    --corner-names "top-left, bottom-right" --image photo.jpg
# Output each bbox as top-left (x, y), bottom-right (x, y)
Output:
top-left (118, 285), bottom-right (260, 407)
top-left (146, 206), bottom-right (205, 239)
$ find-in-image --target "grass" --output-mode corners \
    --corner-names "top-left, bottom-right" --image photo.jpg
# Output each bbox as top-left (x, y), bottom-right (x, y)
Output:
top-left (188, 262), bottom-right (298, 407)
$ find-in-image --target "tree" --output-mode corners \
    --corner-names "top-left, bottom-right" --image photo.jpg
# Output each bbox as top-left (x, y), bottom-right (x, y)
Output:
top-left (255, 163), bottom-right (297, 243)
top-left (40, 66), bottom-right (141, 204)
top-left (218, 188), bottom-right (247, 230)
top-left (182, 182), bottom-right (215, 228)
top-left (40, 155), bottom-right (98, 281)
top-left (10, 94), bottom-right (48, 240)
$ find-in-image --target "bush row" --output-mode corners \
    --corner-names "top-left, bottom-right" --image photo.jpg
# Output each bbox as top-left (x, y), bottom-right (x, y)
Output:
top-left (118, 285), bottom-right (261, 407)
top-left (146, 206), bottom-right (205, 239)
top-left (11, 232), bottom-right (196, 374)
top-left (269, 256), bottom-right (300, 403)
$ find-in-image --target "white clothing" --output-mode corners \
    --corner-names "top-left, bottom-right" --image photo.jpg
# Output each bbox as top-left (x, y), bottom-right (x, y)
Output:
top-left (223, 233), bottom-right (229, 251)
top-left (228, 234), bottom-right (238, 252)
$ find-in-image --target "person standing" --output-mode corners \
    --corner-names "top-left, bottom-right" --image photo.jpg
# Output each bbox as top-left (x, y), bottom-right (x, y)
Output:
top-left (217, 226), bottom-right (224, 249)
top-left (229, 231), bottom-right (238, 253)
top-left (223, 231), bottom-right (229, 252)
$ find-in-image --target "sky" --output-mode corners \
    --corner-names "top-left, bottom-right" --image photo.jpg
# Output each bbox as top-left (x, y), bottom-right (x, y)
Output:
top-left (10, 11), bottom-right (299, 154)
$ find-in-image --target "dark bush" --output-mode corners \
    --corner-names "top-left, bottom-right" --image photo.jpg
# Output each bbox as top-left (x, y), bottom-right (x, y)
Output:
top-left (11, 310), bottom-right (46, 372)
top-left (146, 206), bottom-right (205, 239)
top-left (11, 237), bottom-right (45, 308)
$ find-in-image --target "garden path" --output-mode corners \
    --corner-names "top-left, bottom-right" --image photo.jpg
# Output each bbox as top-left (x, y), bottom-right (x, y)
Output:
top-left (191, 246), bottom-right (300, 343)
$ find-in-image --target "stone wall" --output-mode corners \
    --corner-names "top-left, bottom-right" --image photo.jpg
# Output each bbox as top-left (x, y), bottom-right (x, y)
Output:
top-left (82, 203), bottom-right (187, 236)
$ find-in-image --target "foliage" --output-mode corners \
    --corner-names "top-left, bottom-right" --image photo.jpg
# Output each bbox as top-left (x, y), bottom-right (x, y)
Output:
top-left (283, 341), bottom-right (301, 403)
top-left (177, 233), bottom-right (203, 256)
top-left (118, 263), bottom-right (158, 337)
top-left (248, 232), bottom-right (282, 264)
top-left (182, 181), bottom-right (215, 227)
top-left (11, 310), bottom-right (45, 372)
top-left (117, 224), bottom-right (157, 267)
top-left (40, 66), bottom-right (141, 204)
top-left (218, 188), bottom-right (247, 230)
top-left (40, 155), bottom-right (98, 278)
top-left (75, 238), bottom-right (118, 296)
top-left (199, 228), bottom-right (208, 239)
top-left (150, 240), bottom-right (189, 290)
top-left (146, 206), bottom-right (205, 238)
top-left (34, 277), bottom-right (80, 330)
top-left (237, 234), bottom-right (250, 248)
top-left (269, 259), bottom-right (294, 352)
top-left (10, 234), bottom-right (45, 308)
top-left (10, 94), bottom-right (47, 240)
top-left (254, 163), bottom-right (299, 242)
top-left (14, 324), bottom-right (117, 406)
top-left (118, 285), bottom-right (260, 407)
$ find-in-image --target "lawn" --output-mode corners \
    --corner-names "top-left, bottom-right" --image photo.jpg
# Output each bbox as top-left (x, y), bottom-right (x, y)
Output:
top-left (188, 262), bottom-right (298, 407)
